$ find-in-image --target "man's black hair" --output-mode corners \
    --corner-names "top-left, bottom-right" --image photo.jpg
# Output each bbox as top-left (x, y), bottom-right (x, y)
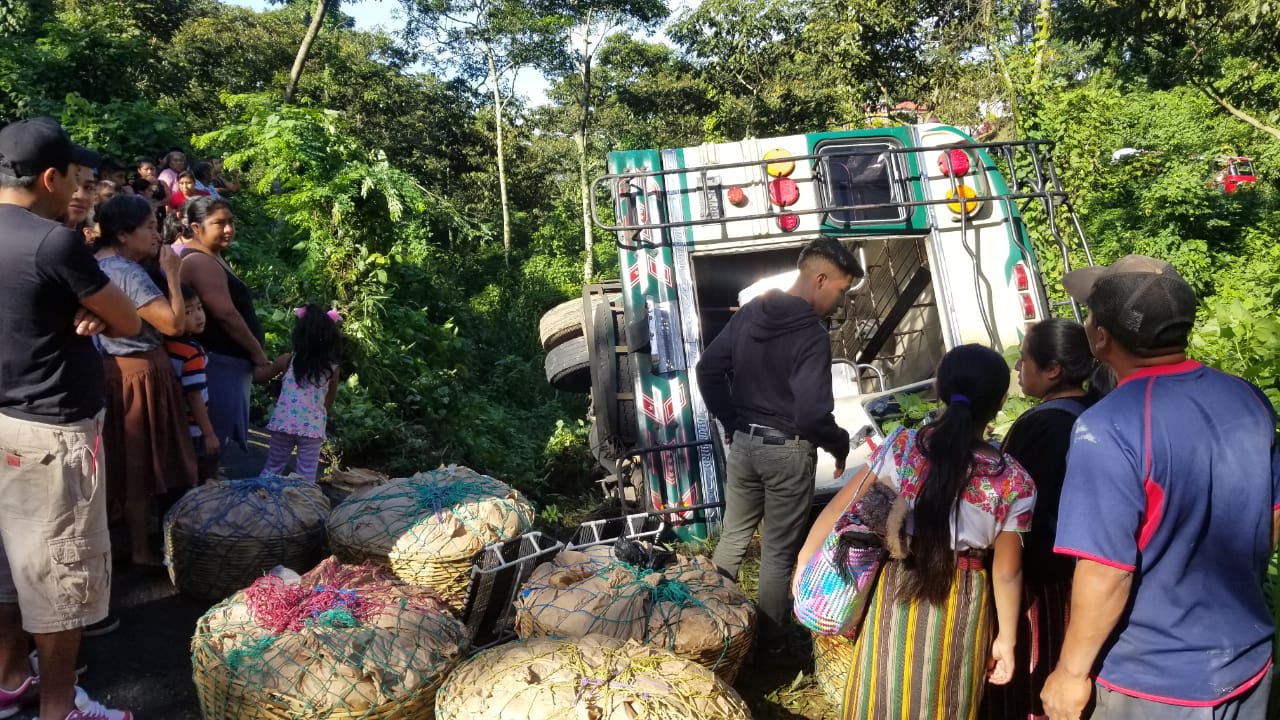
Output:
top-left (797, 237), bottom-right (863, 278)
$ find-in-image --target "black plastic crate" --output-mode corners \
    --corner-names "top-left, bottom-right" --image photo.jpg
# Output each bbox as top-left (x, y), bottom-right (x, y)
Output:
top-left (461, 532), bottom-right (563, 649)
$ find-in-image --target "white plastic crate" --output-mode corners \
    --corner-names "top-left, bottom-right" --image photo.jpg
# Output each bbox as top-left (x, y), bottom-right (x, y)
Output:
top-left (567, 512), bottom-right (664, 551)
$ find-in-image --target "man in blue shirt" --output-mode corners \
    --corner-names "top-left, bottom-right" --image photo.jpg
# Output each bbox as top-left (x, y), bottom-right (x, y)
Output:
top-left (1042, 255), bottom-right (1277, 719)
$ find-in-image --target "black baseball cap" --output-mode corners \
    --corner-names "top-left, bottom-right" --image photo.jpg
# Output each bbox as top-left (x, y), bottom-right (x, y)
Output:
top-left (1063, 254), bottom-right (1197, 357)
top-left (0, 117), bottom-right (100, 178)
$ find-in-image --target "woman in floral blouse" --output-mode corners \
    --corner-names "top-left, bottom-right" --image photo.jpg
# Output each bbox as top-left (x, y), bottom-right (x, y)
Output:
top-left (800, 344), bottom-right (1036, 720)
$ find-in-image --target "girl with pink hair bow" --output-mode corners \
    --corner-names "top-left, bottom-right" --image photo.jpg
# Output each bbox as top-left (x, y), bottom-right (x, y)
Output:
top-left (261, 304), bottom-right (343, 482)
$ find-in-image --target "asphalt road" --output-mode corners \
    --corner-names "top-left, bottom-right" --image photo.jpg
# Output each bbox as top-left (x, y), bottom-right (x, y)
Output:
top-left (10, 431), bottom-right (274, 720)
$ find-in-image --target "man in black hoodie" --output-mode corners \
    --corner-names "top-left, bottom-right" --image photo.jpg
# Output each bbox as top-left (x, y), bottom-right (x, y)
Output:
top-left (697, 237), bottom-right (861, 651)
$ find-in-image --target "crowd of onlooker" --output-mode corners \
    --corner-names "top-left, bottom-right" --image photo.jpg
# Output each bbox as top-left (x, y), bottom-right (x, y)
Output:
top-left (0, 117), bottom-right (341, 720)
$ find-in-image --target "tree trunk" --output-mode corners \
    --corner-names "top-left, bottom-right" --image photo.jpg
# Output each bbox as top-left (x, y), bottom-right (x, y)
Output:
top-left (1030, 0), bottom-right (1052, 89)
top-left (577, 19), bottom-right (595, 282)
top-left (489, 50), bottom-right (513, 259)
top-left (284, 0), bottom-right (329, 104)
top-left (1192, 81), bottom-right (1280, 141)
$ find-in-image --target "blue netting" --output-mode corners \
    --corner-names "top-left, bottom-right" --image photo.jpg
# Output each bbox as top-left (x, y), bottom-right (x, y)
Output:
top-left (164, 476), bottom-right (330, 600)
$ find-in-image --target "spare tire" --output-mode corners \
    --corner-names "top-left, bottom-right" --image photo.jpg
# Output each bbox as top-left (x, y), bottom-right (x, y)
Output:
top-left (544, 335), bottom-right (591, 392)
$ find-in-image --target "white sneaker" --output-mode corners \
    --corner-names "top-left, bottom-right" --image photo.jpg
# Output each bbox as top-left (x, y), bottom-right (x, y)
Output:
top-left (28, 650), bottom-right (88, 678)
top-left (66, 687), bottom-right (133, 720)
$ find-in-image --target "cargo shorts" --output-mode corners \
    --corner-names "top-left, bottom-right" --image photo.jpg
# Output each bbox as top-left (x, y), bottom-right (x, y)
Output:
top-left (0, 410), bottom-right (111, 634)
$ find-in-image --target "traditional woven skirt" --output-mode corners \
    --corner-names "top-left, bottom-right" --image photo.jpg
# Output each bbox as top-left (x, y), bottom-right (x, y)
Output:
top-left (103, 346), bottom-right (197, 509)
top-left (979, 576), bottom-right (1071, 720)
top-left (842, 558), bottom-right (993, 720)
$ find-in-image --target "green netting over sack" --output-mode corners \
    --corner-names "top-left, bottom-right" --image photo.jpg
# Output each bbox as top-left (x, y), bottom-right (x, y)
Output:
top-left (812, 632), bottom-right (855, 711)
top-left (434, 635), bottom-right (751, 720)
top-left (326, 465), bottom-right (535, 610)
top-left (193, 556), bottom-right (468, 720)
top-left (512, 543), bottom-right (756, 683)
top-left (165, 477), bottom-right (330, 600)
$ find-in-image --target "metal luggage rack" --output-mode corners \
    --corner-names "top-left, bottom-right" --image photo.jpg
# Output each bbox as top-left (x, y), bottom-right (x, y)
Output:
top-left (591, 140), bottom-right (1094, 283)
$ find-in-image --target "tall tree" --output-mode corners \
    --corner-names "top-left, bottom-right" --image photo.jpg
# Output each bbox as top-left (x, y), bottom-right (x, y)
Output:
top-left (1058, 0), bottom-right (1280, 139)
top-left (403, 0), bottom-right (570, 258)
top-left (554, 0), bottom-right (665, 281)
top-left (279, 0), bottom-right (344, 104)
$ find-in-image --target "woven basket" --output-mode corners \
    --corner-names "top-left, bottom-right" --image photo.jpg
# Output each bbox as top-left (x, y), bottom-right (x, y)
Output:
top-left (327, 465), bottom-right (534, 610)
top-left (192, 557), bottom-right (468, 720)
top-left (165, 477), bottom-right (329, 601)
top-left (320, 467), bottom-right (390, 507)
top-left (435, 635), bottom-right (751, 720)
top-left (813, 632), bottom-right (856, 711)
top-left (513, 544), bottom-right (755, 683)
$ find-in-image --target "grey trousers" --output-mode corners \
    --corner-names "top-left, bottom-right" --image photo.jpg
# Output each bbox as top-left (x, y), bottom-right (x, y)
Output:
top-left (711, 430), bottom-right (816, 646)
top-left (1091, 670), bottom-right (1272, 720)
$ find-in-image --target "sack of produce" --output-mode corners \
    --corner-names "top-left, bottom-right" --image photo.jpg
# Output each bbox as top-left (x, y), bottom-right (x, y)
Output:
top-left (435, 635), bottom-right (751, 720)
top-left (164, 476), bottom-right (329, 600)
top-left (514, 540), bottom-right (755, 682)
top-left (327, 465), bottom-right (535, 609)
top-left (192, 557), bottom-right (468, 720)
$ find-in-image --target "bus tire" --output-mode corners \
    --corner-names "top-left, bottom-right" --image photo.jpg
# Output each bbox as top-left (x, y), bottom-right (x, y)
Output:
top-left (544, 336), bottom-right (591, 392)
top-left (538, 298), bottom-right (587, 351)
top-left (538, 293), bottom-right (621, 352)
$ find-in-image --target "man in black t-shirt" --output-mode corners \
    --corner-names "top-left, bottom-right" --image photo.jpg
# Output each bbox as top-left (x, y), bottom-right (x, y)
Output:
top-left (0, 118), bottom-right (139, 720)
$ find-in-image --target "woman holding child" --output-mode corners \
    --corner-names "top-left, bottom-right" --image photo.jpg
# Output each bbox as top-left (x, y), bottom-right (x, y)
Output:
top-left (179, 197), bottom-right (275, 471)
top-left (94, 194), bottom-right (197, 567)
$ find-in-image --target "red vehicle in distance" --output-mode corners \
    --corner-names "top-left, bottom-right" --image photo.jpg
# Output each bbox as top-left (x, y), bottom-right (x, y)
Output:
top-left (1213, 156), bottom-right (1257, 193)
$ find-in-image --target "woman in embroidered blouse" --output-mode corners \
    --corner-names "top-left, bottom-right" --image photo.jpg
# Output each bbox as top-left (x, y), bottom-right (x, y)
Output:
top-left (798, 344), bottom-right (1036, 720)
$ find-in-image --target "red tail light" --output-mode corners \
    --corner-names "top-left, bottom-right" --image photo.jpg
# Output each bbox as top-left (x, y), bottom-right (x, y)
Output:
top-left (1013, 263), bottom-right (1030, 292)
top-left (1020, 294), bottom-right (1036, 320)
top-left (939, 149), bottom-right (971, 177)
top-left (727, 186), bottom-right (747, 207)
top-left (777, 214), bottom-right (800, 232)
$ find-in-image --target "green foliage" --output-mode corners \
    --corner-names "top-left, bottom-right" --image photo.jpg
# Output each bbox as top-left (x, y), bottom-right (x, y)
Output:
top-left (878, 392), bottom-right (942, 435)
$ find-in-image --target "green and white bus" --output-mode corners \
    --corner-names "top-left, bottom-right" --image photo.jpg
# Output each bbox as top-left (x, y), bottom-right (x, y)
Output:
top-left (540, 124), bottom-right (1094, 539)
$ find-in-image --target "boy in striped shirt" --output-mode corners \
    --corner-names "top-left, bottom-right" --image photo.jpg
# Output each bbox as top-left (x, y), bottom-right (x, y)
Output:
top-left (166, 285), bottom-right (219, 482)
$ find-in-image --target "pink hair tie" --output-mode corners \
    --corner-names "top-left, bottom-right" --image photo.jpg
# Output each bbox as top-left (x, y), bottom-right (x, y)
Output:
top-left (293, 307), bottom-right (343, 324)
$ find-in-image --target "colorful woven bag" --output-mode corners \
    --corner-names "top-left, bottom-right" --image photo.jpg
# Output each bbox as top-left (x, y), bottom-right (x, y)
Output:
top-left (793, 433), bottom-right (911, 638)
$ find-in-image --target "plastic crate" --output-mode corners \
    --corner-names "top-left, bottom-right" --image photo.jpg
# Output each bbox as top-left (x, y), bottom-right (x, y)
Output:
top-left (461, 532), bottom-right (563, 649)
top-left (567, 513), bottom-right (665, 551)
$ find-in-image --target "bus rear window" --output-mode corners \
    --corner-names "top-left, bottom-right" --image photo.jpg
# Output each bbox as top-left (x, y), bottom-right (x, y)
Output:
top-left (817, 142), bottom-right (902, 226)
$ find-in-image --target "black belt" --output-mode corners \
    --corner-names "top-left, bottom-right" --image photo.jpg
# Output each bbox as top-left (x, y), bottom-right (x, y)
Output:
top-left (737, 424), bottom-right (801, 445)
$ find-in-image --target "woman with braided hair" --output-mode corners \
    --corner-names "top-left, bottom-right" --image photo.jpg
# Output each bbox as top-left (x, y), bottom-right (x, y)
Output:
top-left (804, 344), bottom-right (1036, 720)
